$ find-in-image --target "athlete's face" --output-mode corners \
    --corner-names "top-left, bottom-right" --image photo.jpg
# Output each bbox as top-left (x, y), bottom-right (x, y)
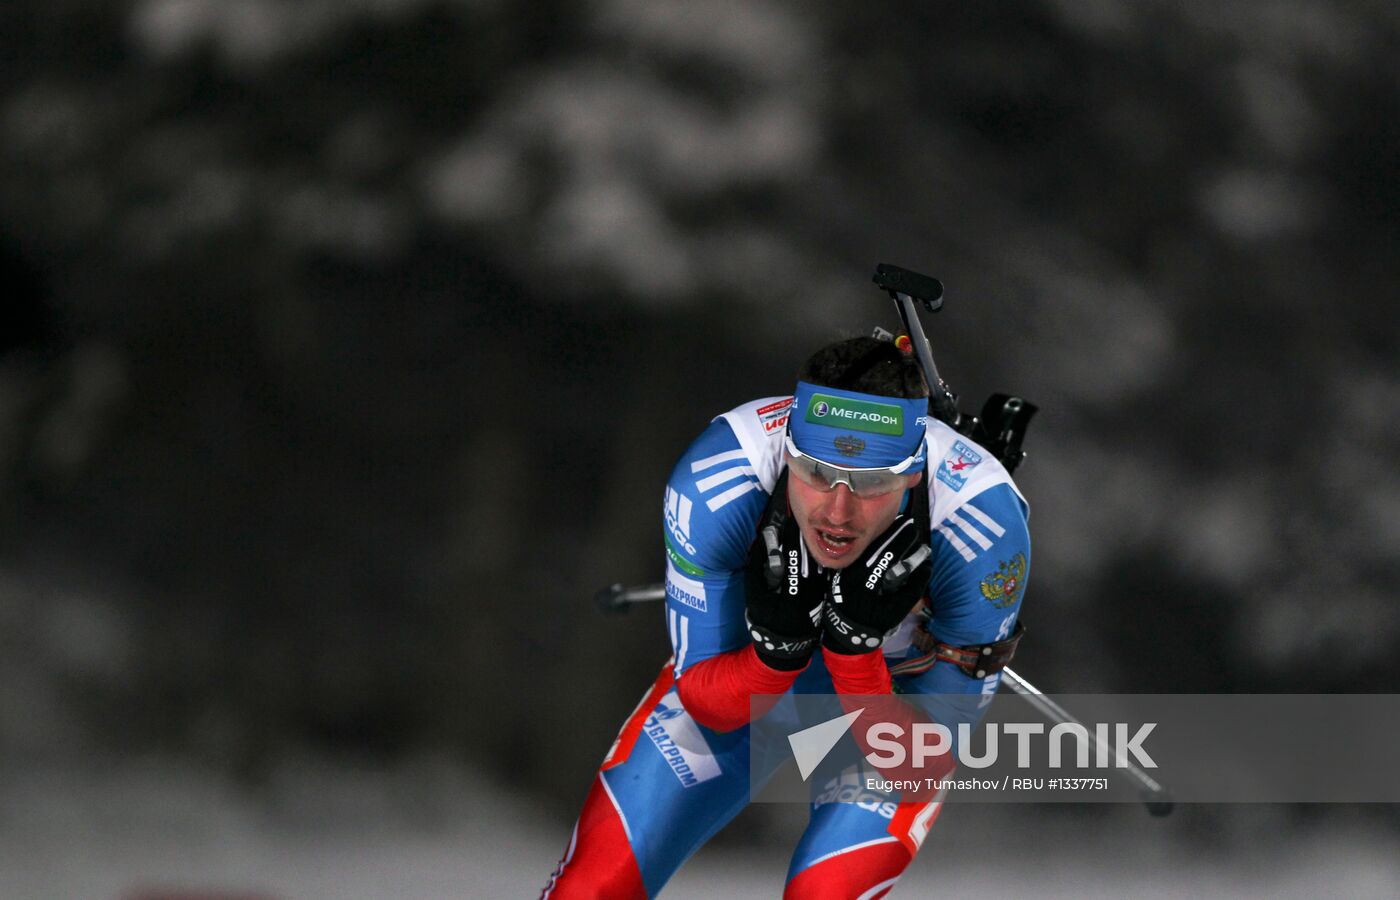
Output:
top-left (786, 466), bottom-right (921, 569)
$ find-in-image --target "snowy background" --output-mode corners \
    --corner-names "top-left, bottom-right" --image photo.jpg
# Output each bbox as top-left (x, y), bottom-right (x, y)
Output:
top-left (2, 1), bottom-right (1398, 896)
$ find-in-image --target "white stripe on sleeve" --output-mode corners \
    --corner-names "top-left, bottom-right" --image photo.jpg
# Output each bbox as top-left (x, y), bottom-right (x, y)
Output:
top-left (695, 465), bottom-right (755, 493)
top-left (935, 523), bottom-right (977, 561)
top-left (946, 510), bottom-right (993, 550)
top-left (690, 449), bottom-right (748, 472)
top-left (676, 613), bottom-right (690, 672)
top-left (960, 501), bottom-right (1006, 538)
top-left (705, 480), bottom-right (760, 511)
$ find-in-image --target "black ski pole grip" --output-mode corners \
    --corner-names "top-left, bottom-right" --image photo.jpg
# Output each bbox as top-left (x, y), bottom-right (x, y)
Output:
top-left (873, 264), bottom-right (944, 311)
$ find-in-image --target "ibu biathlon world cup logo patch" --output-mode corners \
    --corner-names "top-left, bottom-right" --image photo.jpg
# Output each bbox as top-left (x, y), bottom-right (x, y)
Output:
top-left (936, 439), bottom-right (983, 491)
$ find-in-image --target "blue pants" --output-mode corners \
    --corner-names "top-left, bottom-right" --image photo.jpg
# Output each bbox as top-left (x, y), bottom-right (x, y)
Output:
top-left (541, 662), bottom-right (943, 898)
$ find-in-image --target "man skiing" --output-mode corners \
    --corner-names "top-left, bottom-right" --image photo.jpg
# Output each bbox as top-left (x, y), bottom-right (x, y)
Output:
top-left (543, 334), bottom-right (1030, 898)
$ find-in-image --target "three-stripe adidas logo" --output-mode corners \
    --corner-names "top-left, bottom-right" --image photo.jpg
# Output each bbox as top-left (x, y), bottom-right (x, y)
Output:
top-left (688, 448), bottom-right (760, 512)
top-left (663, 450), bottom-right (762, 560)
top-left (933, 500), bottom-right (1006, 562)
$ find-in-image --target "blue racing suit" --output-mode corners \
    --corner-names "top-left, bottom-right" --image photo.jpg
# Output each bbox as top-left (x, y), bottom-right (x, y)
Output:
top-left (544, 396), bottom-right (1030, 899)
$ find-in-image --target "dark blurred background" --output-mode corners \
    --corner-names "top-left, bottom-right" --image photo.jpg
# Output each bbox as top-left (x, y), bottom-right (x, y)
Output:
top-left (2, 1), bottom-right (1398, 896)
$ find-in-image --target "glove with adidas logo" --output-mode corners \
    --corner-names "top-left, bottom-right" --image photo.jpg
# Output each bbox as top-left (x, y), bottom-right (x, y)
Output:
top-left (744, 473), bottom-right (827, 671)
top-left (823, 485), bottom-right (933, 655)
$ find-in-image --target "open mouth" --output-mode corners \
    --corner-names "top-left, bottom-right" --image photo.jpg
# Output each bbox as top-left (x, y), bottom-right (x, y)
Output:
top-left (814, 529), bottom-right (858, 556)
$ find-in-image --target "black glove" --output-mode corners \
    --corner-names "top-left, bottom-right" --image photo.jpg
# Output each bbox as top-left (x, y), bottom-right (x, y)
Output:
top-left (823, 478), bottom-right (933, 654)
top-left (744, 472), bottom-right (827, 671)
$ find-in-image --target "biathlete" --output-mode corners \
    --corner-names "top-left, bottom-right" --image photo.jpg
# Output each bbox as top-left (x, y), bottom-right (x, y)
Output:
top-left (543, 335), bottom-right (1030, 898)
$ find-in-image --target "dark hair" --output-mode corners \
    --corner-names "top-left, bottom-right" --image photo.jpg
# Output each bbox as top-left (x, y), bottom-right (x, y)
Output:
top-left (798, 336), bottom-right (928, 399)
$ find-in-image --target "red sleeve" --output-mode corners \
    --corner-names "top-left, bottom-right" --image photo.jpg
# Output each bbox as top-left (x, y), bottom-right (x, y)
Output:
top-left (822, 647), bottom-right (952, 797)
top-left (821, 646), bottom-right (894, 695)
top-left (676, 645), bottom-right (804, 732)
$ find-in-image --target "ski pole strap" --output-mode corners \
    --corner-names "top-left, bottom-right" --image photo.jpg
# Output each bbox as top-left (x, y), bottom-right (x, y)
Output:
top-left (889, 620), bottom-right (1026, 679)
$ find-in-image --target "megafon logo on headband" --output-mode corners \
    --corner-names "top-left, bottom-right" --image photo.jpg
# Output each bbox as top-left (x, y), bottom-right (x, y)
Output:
top-left (805, 393), bottom-right (904, 436)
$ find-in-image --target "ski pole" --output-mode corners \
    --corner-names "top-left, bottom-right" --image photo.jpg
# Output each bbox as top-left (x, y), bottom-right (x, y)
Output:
top-left (999, 667), bottom-right (1174, 816)
top-left (594, 581), bottom-right (1173, 816)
